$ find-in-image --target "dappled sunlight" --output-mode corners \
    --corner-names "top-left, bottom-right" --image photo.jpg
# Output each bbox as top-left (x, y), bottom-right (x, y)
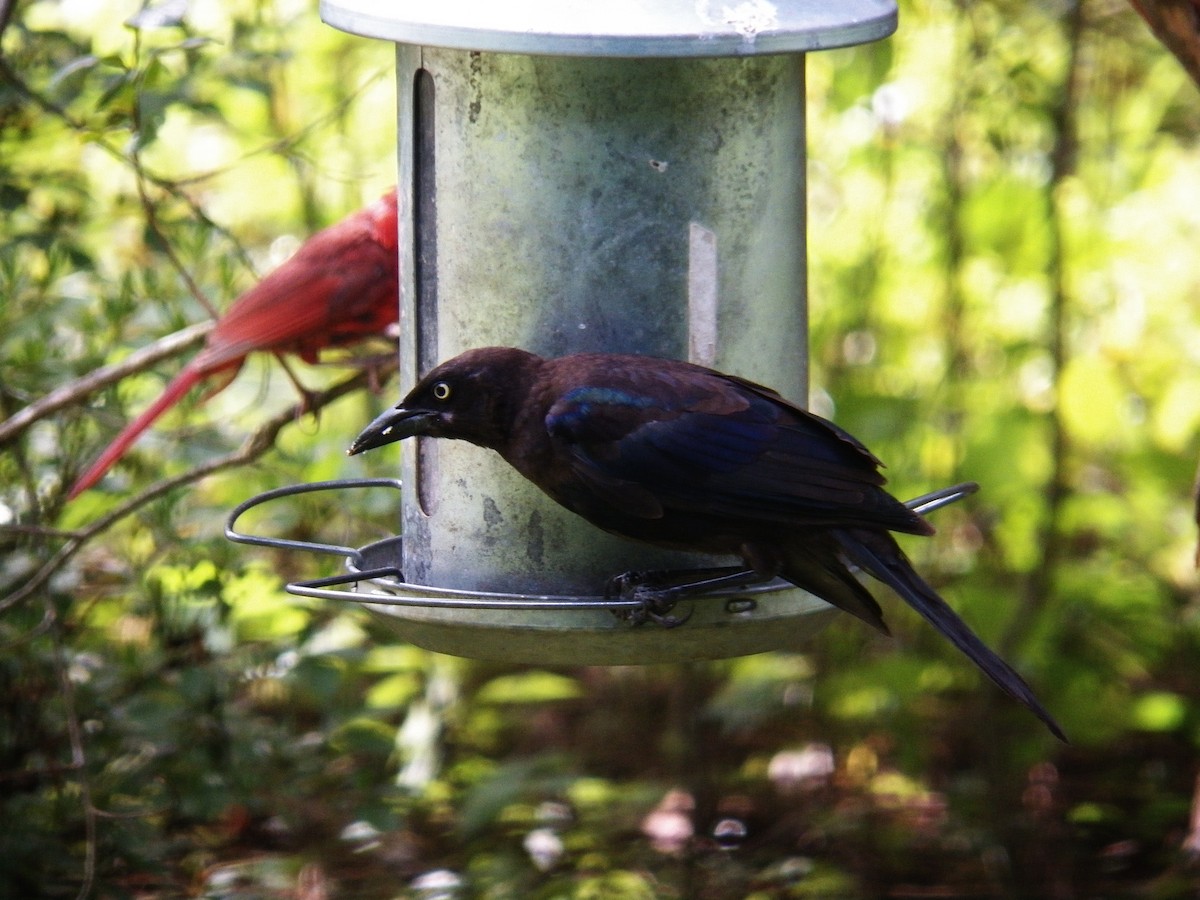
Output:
top-left (3, 0), bottom-right (1200, 895)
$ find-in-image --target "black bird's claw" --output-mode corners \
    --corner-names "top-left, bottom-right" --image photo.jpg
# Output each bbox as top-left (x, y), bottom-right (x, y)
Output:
top-left (605, 571), bottom-right (692, 628)
top-left (604, 565), bottom-right (766, 627)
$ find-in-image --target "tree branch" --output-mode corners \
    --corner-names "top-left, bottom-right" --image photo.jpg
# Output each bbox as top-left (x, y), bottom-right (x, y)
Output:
top-left (0, 321), bottom-right (212, 446)
top-left (0, 358), bottom-right (397, 615)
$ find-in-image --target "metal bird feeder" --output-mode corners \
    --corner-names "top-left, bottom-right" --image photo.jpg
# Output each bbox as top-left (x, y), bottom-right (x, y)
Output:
top-left (228, 0), bottom-right (900, 663)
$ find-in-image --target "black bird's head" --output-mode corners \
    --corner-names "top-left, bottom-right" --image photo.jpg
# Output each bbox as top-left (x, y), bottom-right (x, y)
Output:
top-left (348, 346), bottom-right (541, 456)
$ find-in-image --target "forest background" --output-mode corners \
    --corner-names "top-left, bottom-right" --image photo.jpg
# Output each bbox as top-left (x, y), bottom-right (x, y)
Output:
top-left (3, 0), bottom-right (1200, 896)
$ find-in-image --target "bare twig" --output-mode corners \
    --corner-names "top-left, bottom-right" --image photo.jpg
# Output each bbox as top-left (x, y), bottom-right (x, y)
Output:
top-left (0, 321), bottom-right (212, 445)
top-left (0, 56), bottom-right (256, 273)
top-left (126, 26), bottom-right (221, 323)
top-left (134, 178), bottom-right (221, 320)
top-left (0, 50), bottom-right (388, 211)
top-left (0, 358), bottom-right (396, 614)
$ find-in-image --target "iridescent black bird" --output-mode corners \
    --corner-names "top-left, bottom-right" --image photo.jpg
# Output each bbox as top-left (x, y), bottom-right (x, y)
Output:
top-left (349, 347), bottom-right (1064, 739)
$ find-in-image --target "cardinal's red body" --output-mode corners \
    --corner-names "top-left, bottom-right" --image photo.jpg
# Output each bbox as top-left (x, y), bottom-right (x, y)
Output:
top-left (69, 189), bottom-right (399, 499)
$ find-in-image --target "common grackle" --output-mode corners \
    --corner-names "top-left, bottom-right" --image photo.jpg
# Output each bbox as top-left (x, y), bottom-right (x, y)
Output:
top-left (349, 347), bottom-right (1064, 739)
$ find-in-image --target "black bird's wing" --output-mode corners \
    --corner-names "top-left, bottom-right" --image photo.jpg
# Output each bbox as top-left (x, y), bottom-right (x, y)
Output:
top-left (541, 370), bottom-right (910, 630)
top-left (543, 367), bottom-right (928, 536)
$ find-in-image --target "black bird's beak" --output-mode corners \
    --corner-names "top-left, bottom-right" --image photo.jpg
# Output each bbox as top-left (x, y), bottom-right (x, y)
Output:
top-left (347, 407), bottom-right (438, 456)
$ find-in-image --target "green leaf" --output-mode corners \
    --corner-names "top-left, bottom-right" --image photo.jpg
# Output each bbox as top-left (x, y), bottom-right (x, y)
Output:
top-left (475, 671), bottom-right (583, 704)
top-left (1130, 691), bottom-right (1188, 732)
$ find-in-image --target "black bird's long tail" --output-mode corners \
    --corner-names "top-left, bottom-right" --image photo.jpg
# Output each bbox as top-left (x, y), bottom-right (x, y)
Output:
top-left (832, 528), bottom-right (1066, 741)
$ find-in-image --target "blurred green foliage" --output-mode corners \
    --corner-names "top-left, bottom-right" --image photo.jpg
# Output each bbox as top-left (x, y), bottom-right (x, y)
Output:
top-left (2, 0), bottom-right (1200, 897)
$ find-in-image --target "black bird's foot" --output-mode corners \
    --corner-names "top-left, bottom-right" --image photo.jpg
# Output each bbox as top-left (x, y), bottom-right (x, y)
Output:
top-left (605, 571), bottom-right (692, 628)
top-left (604, 566), bottom-right (769, 627)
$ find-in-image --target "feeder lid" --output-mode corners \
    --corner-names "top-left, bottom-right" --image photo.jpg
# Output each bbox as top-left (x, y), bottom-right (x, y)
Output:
top-left (320, 0), bottom-right (896, 57)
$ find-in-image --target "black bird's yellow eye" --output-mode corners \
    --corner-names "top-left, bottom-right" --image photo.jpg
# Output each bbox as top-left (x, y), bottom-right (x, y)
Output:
top-left (432, 381), bottom-right (452, 401)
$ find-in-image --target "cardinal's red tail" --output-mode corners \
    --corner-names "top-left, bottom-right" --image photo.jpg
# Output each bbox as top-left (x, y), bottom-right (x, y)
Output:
top-left (68, 365), bottom-right (209, 499)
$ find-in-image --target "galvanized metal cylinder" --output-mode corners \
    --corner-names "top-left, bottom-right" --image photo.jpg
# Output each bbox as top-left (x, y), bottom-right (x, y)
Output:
top-left (399, 48), bottom-right (808, 596)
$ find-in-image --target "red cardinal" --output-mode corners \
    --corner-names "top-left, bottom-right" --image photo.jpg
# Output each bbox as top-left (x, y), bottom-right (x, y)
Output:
top-left (68, 189), bottom-right (399, 499)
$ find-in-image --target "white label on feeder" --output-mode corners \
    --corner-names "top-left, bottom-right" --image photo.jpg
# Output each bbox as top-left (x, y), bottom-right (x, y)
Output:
top-left (688, 222), bottom-right (719, 368)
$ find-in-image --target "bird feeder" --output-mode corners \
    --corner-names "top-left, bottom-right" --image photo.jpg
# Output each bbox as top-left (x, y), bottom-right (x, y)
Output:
top-left (228, 0), bottom-right (900, 664)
